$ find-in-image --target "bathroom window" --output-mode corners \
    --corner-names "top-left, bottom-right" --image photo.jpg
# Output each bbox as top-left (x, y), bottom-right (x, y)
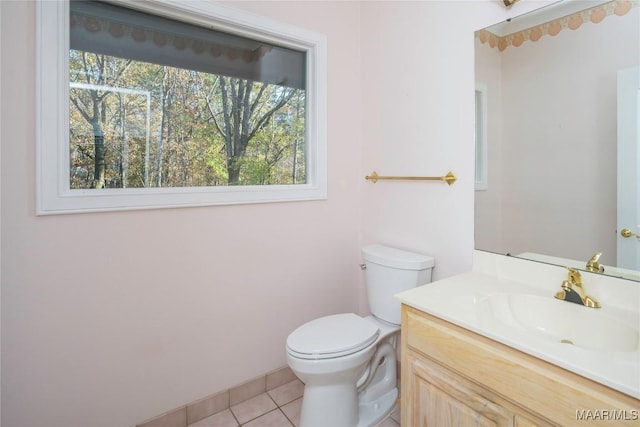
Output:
top-left (36, 0), bottom-right (327, 214)
top-left (475, 83), bottom-right (488, 191)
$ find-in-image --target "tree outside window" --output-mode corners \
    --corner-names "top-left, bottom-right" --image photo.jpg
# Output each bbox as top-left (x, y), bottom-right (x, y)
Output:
top-left (69, 1), bottom-right (306, 190)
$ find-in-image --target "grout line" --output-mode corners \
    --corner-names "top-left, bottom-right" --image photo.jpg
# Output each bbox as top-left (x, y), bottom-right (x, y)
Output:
top-left (265, 392), bottom-right (295, 427)
top-left (237, 408), bottom-right (290, 427)
top-left (230, 408), bottom-right (241, 427)
top-left (279, 402), bottom-right (297, 427)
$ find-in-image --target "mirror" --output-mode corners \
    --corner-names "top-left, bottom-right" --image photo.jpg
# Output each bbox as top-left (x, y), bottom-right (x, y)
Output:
top-left (474, 0), bottom-right (640, 281)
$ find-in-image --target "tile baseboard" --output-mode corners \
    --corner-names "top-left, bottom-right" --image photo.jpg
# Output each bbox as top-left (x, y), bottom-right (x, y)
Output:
top-left (137, 366), bottom-right (297, 427)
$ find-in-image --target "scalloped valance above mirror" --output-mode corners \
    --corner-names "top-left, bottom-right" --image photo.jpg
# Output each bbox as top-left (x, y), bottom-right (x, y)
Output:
top-left (474, 0), bottom-right (640, 281)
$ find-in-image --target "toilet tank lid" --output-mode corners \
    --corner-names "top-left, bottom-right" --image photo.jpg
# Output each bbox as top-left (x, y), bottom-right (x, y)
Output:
top-left (362, 244), bottom-right (434, 270)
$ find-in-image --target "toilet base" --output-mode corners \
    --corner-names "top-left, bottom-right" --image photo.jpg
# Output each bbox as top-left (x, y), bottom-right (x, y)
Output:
top-left (299, 383), bottom-right (360, 427)
top-left (357, 387), bottom-right (398, 427)
top-left (299, 384), bottom-right (398, 427)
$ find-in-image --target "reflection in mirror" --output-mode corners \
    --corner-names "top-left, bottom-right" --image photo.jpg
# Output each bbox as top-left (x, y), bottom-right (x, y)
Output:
top-left (474, 0), bottom-right (640, 281)
top-left (475, 83), bottom-right (488, 191)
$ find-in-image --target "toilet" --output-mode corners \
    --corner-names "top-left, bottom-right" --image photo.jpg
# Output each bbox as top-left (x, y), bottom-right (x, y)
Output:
top-left (286, 244), bottom-right (435, 427)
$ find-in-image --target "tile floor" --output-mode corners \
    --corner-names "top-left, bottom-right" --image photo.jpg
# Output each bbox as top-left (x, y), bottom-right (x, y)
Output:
top-left (187, 379), bottom-right (401, 427)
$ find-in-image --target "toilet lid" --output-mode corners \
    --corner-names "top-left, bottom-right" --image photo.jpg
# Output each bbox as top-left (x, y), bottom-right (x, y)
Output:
top-left (286, 313), bottom-right (379, 360)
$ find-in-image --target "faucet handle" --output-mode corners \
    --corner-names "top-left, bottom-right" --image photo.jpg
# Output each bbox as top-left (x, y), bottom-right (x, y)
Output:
top-left (585, 252), bottom-right (605, 273)
top-left (561, 267), bottom-right (601, 308)
top-left (566, 267), bottom-right (582, 286)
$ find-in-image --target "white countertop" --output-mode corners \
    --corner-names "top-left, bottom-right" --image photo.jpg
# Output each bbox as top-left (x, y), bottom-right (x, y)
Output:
top-left (396, 264), bottom-right (640, 399)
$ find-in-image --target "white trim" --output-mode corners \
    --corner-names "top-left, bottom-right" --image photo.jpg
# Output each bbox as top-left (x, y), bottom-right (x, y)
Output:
top-left (474, 82), bottom-right (488, 191)
top-left (36, 0), bottom-right (327, 215)
top-left (0, 1), bottom-right (4, 417)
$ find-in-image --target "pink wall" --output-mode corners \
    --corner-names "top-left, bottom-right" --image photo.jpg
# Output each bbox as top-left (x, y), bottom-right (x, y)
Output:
top-left (1, 2), bottom-right (363, 425)
top-left (1, 1), bottom-right (551, 426)
top-left (358, 0), bottom-right (541, 280)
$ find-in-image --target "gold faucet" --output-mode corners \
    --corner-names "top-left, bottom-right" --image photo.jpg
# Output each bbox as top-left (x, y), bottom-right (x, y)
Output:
top-left (585, 252), bottom-right (605, 273)
top-left (554, 268), bottom-right (601, 308)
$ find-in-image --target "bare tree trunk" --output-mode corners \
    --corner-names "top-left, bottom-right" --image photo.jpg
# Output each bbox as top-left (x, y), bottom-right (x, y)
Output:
top-left (219, 77), bottom-right (237, 183)
top-left (209, 76), bottom-right (297, 185)
top-left (92, 120), bottom-right (106, 189)
top-left (70, 53), bottom-right (133, 189)
top-left (157, 67), bottom-right (169, 187)
top-left (119, 94), bottom-right (129, 188)
top-left (292, 95), bottom-right (301, 184)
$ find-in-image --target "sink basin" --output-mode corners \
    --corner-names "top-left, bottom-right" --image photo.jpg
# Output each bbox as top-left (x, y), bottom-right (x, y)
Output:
top-left (477, 294), bottom-right (639, 352)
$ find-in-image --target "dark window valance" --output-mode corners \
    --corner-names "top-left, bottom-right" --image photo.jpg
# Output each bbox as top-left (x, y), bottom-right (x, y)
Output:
top-left (70, 1), bottom-right (306, 89)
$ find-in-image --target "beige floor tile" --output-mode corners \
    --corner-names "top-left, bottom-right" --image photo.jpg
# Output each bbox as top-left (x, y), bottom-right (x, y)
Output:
top-left (188, 409), bottom-right (238, 427)
top-left (375, 403), bottom-right (400, 427)
top-left (280, 398), bottom-right (301, 427)
top-left (242, 410), bottom-right (293, 427)
top-left (266, 380), bottom-right (304, 407)
top-left (389, 405), bottom-right (400, 424)
top-left (230, 393), bottom-right (277, 425)
top-left (376, 416), bottom-right (400, 427)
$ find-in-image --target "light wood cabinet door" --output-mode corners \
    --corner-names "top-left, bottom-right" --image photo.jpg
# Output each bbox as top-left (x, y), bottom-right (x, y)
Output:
top-left (402, 306), bottom-right (639, 427)
top-left (408, 355), bottom-right (514, 427)
top-left (514, 415), bottom-right (543, 427)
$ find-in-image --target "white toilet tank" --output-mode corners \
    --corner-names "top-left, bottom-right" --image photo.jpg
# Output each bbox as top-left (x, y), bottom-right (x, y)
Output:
top-left (362, 244), bottom-right (435, 325)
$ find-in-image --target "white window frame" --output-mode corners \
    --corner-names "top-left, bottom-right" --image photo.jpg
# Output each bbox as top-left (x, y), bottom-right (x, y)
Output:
top-left (36, 0), bottom-right (327, 215)
top-left (474, 82), bottom-right (488, 191)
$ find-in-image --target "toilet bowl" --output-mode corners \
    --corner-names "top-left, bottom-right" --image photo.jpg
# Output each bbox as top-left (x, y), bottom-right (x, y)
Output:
top-left (287, 314), bottom-right (399, 427)
top-left (286, 244), bottom-right (435, 427)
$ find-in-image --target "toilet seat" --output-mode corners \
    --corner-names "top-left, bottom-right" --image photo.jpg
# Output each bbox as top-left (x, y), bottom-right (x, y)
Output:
top-left (287, 313), bottom-right (379, 360)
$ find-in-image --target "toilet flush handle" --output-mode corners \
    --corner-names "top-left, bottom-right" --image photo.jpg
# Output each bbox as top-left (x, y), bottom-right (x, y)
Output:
top-left (360, 264), bottom-right (367, 271)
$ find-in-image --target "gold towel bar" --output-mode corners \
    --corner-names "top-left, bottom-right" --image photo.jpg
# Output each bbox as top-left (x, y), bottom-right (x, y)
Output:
top-left (365, 171), bottom-right (457, 186)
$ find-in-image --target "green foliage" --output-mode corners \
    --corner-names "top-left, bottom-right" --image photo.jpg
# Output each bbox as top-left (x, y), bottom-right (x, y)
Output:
top-left (69, 51), bottom-right (306, 189)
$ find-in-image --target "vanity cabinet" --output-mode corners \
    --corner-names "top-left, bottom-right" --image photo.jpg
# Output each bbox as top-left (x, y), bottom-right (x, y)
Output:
top-left (401, 305), bottom-right (640, 427)
top-left (407, 354), bottom-right (520, 426)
